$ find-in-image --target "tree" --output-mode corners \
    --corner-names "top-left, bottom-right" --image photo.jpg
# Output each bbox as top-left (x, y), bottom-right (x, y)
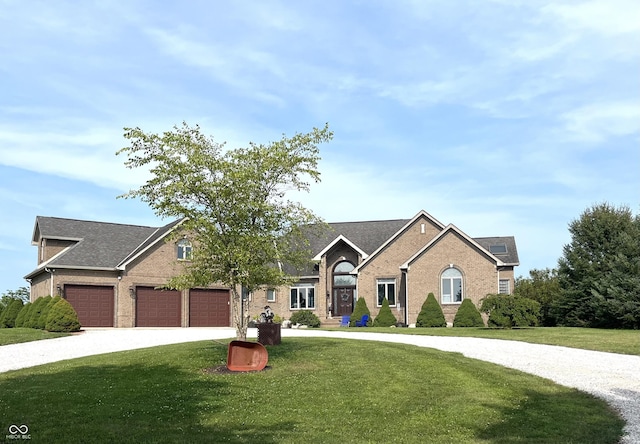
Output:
top-left (453, 299), bottom-right (484, 327)
top-left (350, 297), bottom-right (371, 327)
top-left (480, 294), bottom-right (540, 328)
top-left (555, 203), bottom-right (640, 329)
top-left (514, 268), bottom-right (561, 326)
top-left (118, 122), bottom-right (333, 340)
top-left (45, 298), bottom-right (81, 332)
top-left (0, 299), bottom-right (24, 328)
top-left (0, 287), bottom-right (30, 312)
top-left (373, 298), bottom-right (397, 327)
top-left (416, 293), bottom-right (446, 327)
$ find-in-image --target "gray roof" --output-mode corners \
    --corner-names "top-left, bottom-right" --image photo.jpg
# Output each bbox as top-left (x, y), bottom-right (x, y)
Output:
top-left (309, 219), bottom-right (411, 256)
top-left (474, 236), bottom-right (520, 265)
top-left (25, 216), bottom-right (183, 277)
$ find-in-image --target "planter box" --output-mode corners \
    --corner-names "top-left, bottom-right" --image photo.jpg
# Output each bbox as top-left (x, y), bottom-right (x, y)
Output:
top-left (256, 322), bottom-right (281, 345)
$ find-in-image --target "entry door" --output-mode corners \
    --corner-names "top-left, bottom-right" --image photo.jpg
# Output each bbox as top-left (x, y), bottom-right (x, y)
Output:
top-left (334, 288), bottom-right (354, 316)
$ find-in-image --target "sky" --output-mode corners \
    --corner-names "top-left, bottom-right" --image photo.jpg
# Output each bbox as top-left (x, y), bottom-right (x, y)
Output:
top-left (1, 0), bottom-right (639, 293)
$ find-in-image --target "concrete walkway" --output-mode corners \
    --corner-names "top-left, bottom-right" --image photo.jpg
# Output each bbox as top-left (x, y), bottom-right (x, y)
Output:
top-left (1, 328), bottom-right (639, 442)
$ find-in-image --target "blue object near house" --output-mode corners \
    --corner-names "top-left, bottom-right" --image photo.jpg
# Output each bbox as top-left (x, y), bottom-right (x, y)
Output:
top-left (340, 315), bottom-right (350, 327)
top-left (355, 314), bottom-right (369, 327)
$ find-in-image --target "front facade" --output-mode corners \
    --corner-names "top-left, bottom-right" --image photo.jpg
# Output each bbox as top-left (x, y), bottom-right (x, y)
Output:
top-left (25, 210), bottom-right (518, 328)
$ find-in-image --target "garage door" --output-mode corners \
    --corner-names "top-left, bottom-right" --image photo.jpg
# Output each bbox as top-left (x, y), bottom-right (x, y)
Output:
top-left (136, 287), bottom-right (181, 327)
top-left (189, 289), bottom-right (230, 327)
top-left (65, 285), bottom-right (114, 327)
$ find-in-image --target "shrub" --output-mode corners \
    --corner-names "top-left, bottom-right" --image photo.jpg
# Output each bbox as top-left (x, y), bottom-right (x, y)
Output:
top-left (0, 299), bottom-right (24, 328)
top-left (349, 297), bottom-right (371, 327)
top-left (45, 298), bottom-right (81, 332)
top-left (26, 296), bottom-right (51, 329)
top-left (480, 294), bottom-right (540, 328)
top-left (289, 310), bottom-right (321, 328)
top-left (453, 299), bottom-right (485, 327)
top-left (373, 298), bottom-right (397, 327)
top-left (38, 296), bottom-right (58, 330)
top-left (416, 293), bottom-right (446, 327)
top-left (14, 302), bottom-right (34, 328)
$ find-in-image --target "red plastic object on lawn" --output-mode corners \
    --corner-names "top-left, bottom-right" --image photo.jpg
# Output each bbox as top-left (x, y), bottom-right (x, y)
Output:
top-left (226, 340), bottom-right (269, 372)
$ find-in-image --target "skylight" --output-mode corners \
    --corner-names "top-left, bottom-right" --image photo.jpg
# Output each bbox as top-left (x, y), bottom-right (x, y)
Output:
top-left (489, 244), bottom-right (507, 254)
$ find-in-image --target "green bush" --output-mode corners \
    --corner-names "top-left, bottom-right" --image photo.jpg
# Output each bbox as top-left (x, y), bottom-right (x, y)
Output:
top-left (416, 293), bottom-right (446, 327)
top-left (45, 298), bottom-right (81, 332)
top-left (14, 302), bottom-right (33, 328)
top-left (480, 294), bottom-right (540, 328)
top-left (453, 299), bottom-right (485, 327)
top-left (373, 298), bottom-right (397, 327)
top-left (26, 296), bottom-right (51, 329)
top-left (38, 296), bottom-right (58, 330)
top-left (349, 297), bottom-right (371, 326)
top-left (289, 310), bottom-right (321, 328)
top-left (0, 299), bottom-right (24, 328)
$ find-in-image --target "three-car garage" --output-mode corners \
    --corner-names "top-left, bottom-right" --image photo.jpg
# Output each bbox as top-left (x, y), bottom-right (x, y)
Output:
top-left (63, 284), bottom-right (230, 327)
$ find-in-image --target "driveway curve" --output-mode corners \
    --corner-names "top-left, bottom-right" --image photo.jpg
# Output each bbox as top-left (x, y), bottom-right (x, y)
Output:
top-left (1, 328), bottom-right (639, 443)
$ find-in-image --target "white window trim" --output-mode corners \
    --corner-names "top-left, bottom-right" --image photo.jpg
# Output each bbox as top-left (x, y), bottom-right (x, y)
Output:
top-left (176, 239), bottom-right (192, 261)
top-left (376, 278), bottom-right (397, 307)
top-left (499, 279), bottom-right (510, 295)
top-left (441, 269), bottom-right (463, 304)
top-left (266, 288), bottom-right (276, 302)
top-left (290, 284), bottom-right (316, 310)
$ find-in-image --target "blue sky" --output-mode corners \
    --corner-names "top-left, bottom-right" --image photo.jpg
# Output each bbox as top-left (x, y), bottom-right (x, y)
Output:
top-left (1, 0), bottom-right (639, 293)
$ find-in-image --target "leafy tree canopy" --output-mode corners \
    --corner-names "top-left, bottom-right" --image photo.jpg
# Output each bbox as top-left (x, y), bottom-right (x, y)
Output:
top-left (117, 122), bottom-right (333, 339)
top-left (556, 202), bottom-right (640, 329)
top-left (514, 268), bottom-right (560, 326)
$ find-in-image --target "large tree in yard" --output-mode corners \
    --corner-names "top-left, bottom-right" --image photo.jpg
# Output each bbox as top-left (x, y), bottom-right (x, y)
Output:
top-left (117, 122), bottom-right (333, 339)
top-left (555, 203), bottom-right (640, 329)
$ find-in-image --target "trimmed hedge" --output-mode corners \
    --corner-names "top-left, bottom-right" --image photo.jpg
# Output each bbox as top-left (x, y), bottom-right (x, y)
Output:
top-left (26, 296), bottom-right (50, 329)
top-left (453, 299), bottom-right (485, 327)
top-left (349, 297), bottom-right (371, 327)
top-left (289, 310), bottom-right (321, 328)
top-left (416, 293), bottom-right (446, 327)
top-left (14, 302), bottom-right (33, 328)
top-left (45, 298), bottom-right (81, 332)
top-left (480, 294), bottom-right (540, 328)
top-left (0, 299), bottom-right (24, 328)
top-left (373, 298), bottom-right (397, 327)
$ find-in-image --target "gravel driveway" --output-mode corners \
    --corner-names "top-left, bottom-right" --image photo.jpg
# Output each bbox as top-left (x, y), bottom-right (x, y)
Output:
top-left (1, 328), bottom-right (639, 443)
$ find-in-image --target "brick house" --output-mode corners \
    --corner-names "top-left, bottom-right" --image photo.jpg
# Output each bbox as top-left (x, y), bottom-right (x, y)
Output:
top-left (24, 210), bottom-right (518, 327)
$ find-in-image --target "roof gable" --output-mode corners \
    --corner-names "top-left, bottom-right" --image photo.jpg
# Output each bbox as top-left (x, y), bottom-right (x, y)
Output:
top-left (401, 224), bottom-right (506, 269)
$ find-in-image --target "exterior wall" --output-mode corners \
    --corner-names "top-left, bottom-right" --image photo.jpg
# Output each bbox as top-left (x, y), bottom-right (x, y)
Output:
top-left (356, 215), bottom-right (442, 323)
top-left (406, 231), bottom-right (498, 325)
top-left (40, 239), bottom-right (76, 264)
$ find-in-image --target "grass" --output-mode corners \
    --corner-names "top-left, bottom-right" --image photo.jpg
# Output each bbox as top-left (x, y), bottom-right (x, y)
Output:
top-left (0, 338), bottom-right (624, 443)
top-left (0, 327), bottom-right (70, 345)
top-left (330, 326), bottom-right (640, 356)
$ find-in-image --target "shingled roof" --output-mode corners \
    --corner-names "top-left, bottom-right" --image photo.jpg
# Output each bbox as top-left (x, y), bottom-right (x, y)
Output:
top-left (25, 216), bottom-right (183, 278)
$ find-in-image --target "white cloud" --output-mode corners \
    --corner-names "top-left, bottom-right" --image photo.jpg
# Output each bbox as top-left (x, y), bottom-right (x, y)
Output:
top-left (543, 0), bottom-right (640, 36)
top-left (560, 102), bottom-right (640, 143)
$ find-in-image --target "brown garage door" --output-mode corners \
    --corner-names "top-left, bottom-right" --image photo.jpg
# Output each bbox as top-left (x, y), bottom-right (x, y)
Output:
top-left (189, 289), bottom-right (230, 327)
top-left (65, 285), bottom-right (114, 327)
top-left (136, 287), bottom-right (181, 327)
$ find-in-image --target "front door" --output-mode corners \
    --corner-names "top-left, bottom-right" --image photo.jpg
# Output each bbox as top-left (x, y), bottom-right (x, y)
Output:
top-left (334, 287), bottom-right (354, 316)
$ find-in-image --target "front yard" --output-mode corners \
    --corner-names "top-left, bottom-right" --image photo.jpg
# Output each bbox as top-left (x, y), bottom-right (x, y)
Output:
top-left (0, 337), bottom-right (624, 443)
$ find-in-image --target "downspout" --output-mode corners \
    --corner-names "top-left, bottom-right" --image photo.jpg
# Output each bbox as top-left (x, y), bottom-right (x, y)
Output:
top-left (402, 268), bottom-right (409, 326)
top-left (44, 267), bottom-right (54, 297)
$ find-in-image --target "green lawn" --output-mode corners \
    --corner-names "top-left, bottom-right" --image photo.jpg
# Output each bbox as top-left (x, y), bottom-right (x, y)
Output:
top-left (0, 338), bottom-right (623, 443)
top-left (332, 326), bottom-right (640, 355)
top-left (0, 327), bottom-right (70, 345)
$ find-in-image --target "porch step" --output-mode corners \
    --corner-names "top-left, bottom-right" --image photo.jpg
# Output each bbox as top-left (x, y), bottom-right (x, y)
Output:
top-left (320, 318), bottom-right (344, 327)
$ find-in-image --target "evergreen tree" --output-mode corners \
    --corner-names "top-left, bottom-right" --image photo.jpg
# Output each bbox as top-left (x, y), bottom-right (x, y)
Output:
top-left (555, 203), bottom-right (640, 328)
top-left (45, 298), bottom-right (81, 332)
top-left (0, 299), bottom-right (24, 328)
top-left (416, 293), bottom-right (446, 327)
top-left (350, 297), bottom-right (371, 326)
top-left (514, 268), bottom-right (560, 326)
top-left (373, 298), bottom-right (397, 327)
top-left (453, 299), bottom-right (484, 327)
top-left (14, 302), bottom-right (33, 328)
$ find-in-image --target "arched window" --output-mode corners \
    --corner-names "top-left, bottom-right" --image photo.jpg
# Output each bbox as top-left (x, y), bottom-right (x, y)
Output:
top-left (441, 268), bottom-right (463, 303)
top-left (177, 239), bottom-right (192, 261)
top-left (333, 261), bottom-right (356, 286)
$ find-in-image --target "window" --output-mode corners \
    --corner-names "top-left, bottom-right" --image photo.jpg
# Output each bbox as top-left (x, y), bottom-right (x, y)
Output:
top-left (499, 279), bottom-right (510, 294)
top-left (333, 261), bottom-right (356, 286)
top-left (177, 239), bottom-right (192, 261)
top-left (377, 278), bottom-right (396, 306)
top-left (290, 285), bottom-right (315, 310)
top-left (489, 244), bottom-right (507, 254)
top-left (266, 289), bottom-right (276, 302)
top-left (441, 268), bottom-right (463, 303)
